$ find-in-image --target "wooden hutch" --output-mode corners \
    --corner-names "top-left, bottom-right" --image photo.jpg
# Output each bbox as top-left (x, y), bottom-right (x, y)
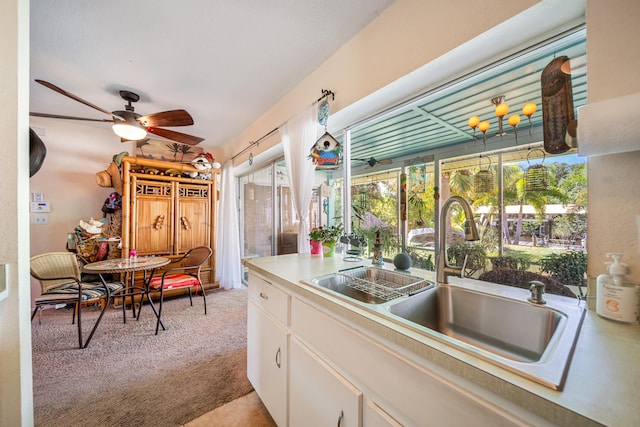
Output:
top-left (120, 156), bottom-right (219, 291)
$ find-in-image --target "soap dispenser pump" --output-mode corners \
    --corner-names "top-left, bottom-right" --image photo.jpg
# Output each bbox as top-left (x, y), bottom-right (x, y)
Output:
top-left (596, 253), bottom-right (639, 325)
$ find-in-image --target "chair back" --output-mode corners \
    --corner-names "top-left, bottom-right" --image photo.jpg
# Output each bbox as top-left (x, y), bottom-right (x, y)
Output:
top-left (30, 252), bottom-right (81, 294)
top-left (183, 246), bottom-right (213, 269)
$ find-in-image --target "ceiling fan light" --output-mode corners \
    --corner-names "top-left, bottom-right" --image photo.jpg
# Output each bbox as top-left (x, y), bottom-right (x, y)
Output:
top-left (112, 122), bottom-right (148, 140)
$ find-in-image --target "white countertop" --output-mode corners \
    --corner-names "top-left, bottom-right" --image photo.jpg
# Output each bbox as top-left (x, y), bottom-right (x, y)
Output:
top-left (245, 253), bottom-right (640, 427)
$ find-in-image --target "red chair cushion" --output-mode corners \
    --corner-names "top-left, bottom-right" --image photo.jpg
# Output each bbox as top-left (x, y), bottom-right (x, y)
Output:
top-left (149, 274), bottom-right (200, 290)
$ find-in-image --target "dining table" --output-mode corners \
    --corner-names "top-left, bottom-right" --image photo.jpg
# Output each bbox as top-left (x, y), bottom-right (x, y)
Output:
top-left (81, 255), bottom-right (170, 348)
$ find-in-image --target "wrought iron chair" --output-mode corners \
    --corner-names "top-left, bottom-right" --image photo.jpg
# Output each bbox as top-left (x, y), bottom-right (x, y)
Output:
top-left (148, 246), bottom-right (213, 334)
top-left (30, 251), bottom-right (124, 348)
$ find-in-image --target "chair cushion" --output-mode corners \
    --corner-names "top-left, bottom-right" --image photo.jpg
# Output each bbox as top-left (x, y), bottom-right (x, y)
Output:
top-left (149, 274), bottom-right (200, 290)
top-left (36, 281), bottom-right (125, 305)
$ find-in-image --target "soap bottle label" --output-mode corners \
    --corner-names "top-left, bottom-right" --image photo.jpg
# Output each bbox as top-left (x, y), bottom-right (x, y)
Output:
top-left (597, 282), bottom-right (640, 324)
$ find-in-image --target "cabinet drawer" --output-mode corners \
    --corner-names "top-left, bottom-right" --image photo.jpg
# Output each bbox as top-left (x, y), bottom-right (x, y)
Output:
top-left (248, 272), bottom-right (290, 326)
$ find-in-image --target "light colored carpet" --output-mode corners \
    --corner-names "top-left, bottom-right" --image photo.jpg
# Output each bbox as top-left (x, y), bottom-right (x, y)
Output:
top-left (32, 288), bottom-right (254, 427)
top-left (184, 391), bottom-right (276, 427)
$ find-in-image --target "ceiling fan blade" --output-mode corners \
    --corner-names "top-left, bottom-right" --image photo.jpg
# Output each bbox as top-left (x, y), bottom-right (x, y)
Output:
top-left (378, 158), bottom-right (393, 165)
top-left (30, 112), bottom-right (113, 123)
top-left (146, 127), bottom-right (204, 146)
top-left (137, 110), bottom-right (194, 127)
top-left (35, 79), bottom-right (115, 118)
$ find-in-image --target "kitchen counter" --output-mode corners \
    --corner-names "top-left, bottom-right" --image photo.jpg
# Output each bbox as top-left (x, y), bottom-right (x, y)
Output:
top-left (245, 253), bottom-right (640, 427)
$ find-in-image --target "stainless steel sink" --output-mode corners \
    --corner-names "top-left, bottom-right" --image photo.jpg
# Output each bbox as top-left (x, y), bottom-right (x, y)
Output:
top-left (310, 267), bottom-right (433, 304)
top-left (387, 283), bottom-right (585, 390)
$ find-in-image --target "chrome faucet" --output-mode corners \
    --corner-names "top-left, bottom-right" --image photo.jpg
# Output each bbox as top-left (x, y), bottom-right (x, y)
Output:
top-left (436, 196), bottom-right (480, 283)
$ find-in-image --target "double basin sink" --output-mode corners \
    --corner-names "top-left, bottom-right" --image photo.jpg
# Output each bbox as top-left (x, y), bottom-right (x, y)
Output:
top-left (310, 266), bottom-right (585, 390)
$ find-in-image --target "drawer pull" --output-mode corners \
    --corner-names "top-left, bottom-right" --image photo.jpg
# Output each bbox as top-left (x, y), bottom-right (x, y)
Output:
top-left (337, 410), bottom-right (344, 427)
top-left (275, 347), bottom-right (281, 368)
top-left (259, 292), bottom-right (269, 300)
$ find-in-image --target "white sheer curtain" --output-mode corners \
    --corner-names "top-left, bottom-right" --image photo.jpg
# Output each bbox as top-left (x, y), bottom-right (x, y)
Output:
top-left (280, 103), bottom-right (321, 253)
top-left (215, 159), bottom-right (243, 289)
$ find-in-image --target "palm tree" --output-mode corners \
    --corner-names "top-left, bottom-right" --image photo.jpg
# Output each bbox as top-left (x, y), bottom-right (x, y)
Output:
top-left (136, 140), bottom-right (151, 158)
top-left (178, 145), bottom-right (194, 162)
top-left (166, 143), bottom-right (183, 161)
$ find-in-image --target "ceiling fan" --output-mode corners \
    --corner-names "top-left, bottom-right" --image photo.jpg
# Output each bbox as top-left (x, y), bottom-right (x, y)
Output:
top-left (30, 80), bottom-right (204, 146)
top-left (353, 157), bottom-right (393, 168)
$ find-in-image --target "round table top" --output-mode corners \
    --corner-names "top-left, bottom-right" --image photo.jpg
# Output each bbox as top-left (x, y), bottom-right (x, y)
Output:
top-left (82, 256), bottom-right (170, 274)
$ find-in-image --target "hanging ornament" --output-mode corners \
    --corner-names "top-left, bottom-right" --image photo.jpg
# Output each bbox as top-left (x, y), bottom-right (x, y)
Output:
top-left (318, 99), bottom-right (330, 127)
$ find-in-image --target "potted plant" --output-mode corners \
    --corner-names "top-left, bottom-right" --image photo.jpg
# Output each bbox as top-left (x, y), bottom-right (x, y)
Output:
top-left (408, 193), bottom-right (427, 227)
top-left (308, 227), bottom-right (324, 254)
top-left (319, 224), bottom-right (343, 257)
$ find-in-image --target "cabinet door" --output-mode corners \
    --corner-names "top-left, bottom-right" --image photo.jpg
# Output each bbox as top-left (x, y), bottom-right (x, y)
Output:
top-left (290, 337), bottom-right (362, 427)
top-left (133, 180), bottom-right (173, 255)
top-left (247, 300), bottom-right (288, 427)
top-left (176, 184), bottom-right (211, 253)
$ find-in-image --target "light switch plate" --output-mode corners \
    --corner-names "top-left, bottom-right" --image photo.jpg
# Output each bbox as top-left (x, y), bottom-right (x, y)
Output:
top-left (34, 214), bottom-right (48, 224)
top-left (30, 202), bottom-right (51, 212)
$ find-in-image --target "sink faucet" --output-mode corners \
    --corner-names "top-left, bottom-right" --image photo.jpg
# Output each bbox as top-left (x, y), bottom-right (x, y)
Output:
top-left (436, 196), bottom-right (480, 283)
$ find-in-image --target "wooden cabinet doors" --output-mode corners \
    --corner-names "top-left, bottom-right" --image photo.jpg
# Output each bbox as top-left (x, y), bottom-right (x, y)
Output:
top-left (132, 179), bottom-right (174, 255)
top-left (176, 184), bottom-right (210, 254)
top-left (131, 179), bottom-right (211, 256)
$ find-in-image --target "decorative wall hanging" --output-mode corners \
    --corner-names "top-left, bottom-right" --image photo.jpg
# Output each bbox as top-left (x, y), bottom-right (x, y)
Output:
top-left (524, 149), bottom-right (549, 191)
top-left (541, 56), bottom-right (576, 154)
top-left (310, 132), bottom-right (341, 169)
top-left (409, 163), bottom-right (427, 194)
top-left (310, 90), bottom-right (341, 170)
top-left (29, 127), bottom-right (47, 177)
top-left (134, 138), bottom-right (204, 162)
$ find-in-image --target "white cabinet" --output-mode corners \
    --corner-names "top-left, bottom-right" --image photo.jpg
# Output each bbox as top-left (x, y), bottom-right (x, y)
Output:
top-left (246, 268), bottom-right (552, 427)
top-left (247, 273), bottom-right (290, 426)
top-left (290, 337), bottom-right (362, 427)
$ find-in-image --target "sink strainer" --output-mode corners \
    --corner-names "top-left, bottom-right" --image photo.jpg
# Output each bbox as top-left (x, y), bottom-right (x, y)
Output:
top-left (474, 156), bottom-right (494, 193)
top-left (525, 149), bottom-right (549, 191)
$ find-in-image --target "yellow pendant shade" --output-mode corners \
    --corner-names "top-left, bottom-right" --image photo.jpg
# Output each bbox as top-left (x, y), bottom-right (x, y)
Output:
top-left (508, 114), bottom-right (521, 127)
top-left (468, 116), bottom-right (480, 128)
top-left (495, 103), bottom-right (509, 117)
top-left (522, 102), bottom-right (537, 117)
top-left (478, 121), bottom-right (490, 133)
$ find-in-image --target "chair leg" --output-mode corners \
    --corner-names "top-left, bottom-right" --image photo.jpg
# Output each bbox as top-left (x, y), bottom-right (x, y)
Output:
top-left (187, 287), bottom-right (194, 307)
top-left (200, 283), bottom-right (207, 315)
top-left (76, 302), bottom-right (83, 349)
top-left (31, 306), bottom-right (40, 322)
top-left (155, 287), bottom-right (165, 335)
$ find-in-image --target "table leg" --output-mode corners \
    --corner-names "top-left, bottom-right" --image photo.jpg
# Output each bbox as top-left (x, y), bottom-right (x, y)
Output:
top-left (82, 274), bottom-right (113, 349)
top-left (143, 268), bottom-right (166, 332)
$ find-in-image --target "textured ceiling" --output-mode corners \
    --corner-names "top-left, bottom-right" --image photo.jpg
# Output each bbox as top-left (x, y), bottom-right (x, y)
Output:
top-left (29, 0), bottom-right (394, 148)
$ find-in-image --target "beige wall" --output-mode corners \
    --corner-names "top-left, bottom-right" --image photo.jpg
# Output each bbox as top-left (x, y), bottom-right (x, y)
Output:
top-left (585, 0), bottom-right (640, 303)
top-left (0, 0), bottom-right (33, 425)
top-left (223, 0), bottom-right (539, 165)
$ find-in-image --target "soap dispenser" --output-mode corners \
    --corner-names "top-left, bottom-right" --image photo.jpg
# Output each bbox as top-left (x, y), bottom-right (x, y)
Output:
top-left (596, 253), bottom-right (640, 325)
